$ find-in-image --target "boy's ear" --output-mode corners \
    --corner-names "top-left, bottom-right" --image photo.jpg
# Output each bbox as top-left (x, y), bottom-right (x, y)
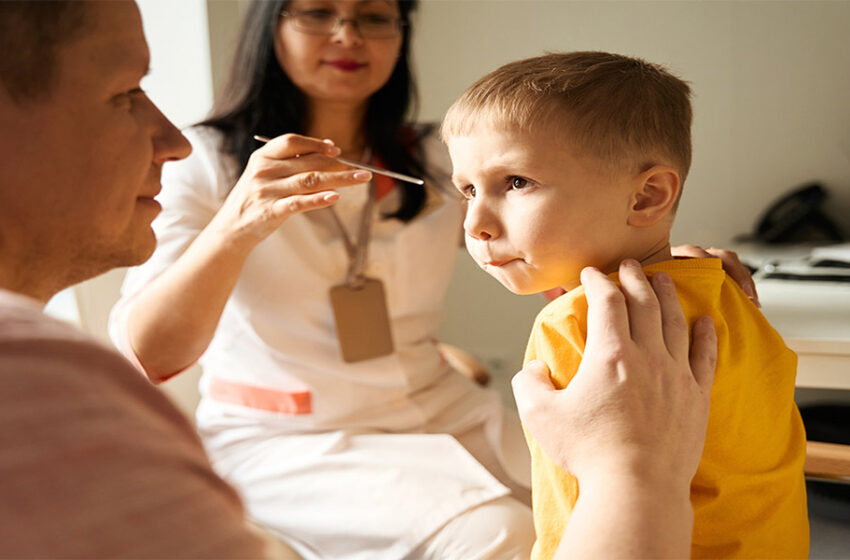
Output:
top-left (627, 165), bottom-right (680, 227)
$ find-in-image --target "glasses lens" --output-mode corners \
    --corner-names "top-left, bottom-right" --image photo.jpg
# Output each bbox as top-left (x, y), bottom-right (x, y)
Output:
top-left (293, 10), bottom-right (335, 33)
top-left (356, 14), bottom-right (400, 39)
top-left (287, 10), bottom-right (401, 39)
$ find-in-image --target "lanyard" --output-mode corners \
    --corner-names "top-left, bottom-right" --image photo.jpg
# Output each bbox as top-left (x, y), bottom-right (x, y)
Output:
top-left (328, 180), bottom-right (375, 288)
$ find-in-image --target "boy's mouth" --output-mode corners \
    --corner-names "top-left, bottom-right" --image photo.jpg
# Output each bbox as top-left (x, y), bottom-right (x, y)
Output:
top-left (483, 258), bottom-right (520, 268)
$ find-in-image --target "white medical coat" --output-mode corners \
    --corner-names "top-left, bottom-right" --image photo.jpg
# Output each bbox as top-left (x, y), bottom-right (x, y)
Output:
top-left (111, 127), bottom-right (529, 559)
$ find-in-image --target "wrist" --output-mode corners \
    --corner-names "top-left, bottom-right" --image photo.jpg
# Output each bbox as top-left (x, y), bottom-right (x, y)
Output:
top-left (200, 218), bottom-right (259, 257)
top-left (579, 462), bottom-right (693, 502)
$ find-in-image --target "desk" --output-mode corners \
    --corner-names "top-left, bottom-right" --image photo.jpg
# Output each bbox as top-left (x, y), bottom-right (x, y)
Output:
top-left (755, 279), bottom-right (850, 390)
top-left (732, 242), bottom-right (850, 391)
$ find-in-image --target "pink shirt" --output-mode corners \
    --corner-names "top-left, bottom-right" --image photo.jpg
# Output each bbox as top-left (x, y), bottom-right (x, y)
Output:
top-left (0, 289), bottom-right (268, 558)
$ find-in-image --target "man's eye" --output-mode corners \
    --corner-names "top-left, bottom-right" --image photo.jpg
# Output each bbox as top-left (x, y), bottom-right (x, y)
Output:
top-left (461, 185), bottom-right (476, 199)
top-left (509, 176), bottom-right (529, 190)
top-left (114, 87), bottom-right (144, 109)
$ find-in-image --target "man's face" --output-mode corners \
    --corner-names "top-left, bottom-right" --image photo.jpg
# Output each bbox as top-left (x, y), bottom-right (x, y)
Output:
top-left (448, 124), bottom-right (636, 295)
top-left (0, 1), bottom-right (190, 299)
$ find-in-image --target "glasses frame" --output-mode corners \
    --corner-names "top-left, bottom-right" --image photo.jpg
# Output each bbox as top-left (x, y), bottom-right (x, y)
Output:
top-left (279, 9), bottom-right (406, 40)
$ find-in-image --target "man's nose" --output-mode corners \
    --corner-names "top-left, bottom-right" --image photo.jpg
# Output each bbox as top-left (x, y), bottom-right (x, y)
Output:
top-left (150, 101), bottom-right (191, 163)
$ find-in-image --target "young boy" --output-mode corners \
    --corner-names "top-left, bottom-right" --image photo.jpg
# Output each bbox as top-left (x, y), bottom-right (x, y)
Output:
top-left (441, 51), bottom-right (808, 559)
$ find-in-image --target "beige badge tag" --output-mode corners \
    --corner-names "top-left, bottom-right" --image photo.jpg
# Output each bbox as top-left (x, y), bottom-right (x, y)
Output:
top-left (329, 278), bottom-right (394, 362)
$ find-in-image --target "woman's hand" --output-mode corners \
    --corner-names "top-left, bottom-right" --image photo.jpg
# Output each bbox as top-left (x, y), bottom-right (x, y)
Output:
top-left (672, 244), bottom-right (759, 306)
top-left (126, 134), bottom-right (372, 378)
top-left (208, 133), bottom-right (372, 250)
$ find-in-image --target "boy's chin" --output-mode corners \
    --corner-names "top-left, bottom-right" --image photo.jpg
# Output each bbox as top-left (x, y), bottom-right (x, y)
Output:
top-left (491, 276), bottom-right (548, 296)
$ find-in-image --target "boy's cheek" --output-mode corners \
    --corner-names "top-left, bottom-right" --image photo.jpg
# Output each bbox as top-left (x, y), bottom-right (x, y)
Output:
top-left (463, 240), bottom-right (489, 270)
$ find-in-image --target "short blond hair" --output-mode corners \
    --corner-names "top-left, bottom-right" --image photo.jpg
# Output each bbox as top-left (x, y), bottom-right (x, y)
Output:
top-left (442, 51), bottom-right (692, 185)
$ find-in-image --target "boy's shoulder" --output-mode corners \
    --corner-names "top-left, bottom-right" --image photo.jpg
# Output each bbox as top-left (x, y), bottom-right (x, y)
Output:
top-left (532, 258), bottom-right (731, 337)
top-left (533, 284), bottom-right (588, 334)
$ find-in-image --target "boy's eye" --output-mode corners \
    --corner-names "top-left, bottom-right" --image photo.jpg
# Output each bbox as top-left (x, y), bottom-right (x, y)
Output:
top-left (509, 176), bottom-right (530, 190)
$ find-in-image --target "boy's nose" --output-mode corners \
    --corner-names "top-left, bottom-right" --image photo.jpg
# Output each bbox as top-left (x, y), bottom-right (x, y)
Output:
top-left (463, 203), bottom-right (498, 241)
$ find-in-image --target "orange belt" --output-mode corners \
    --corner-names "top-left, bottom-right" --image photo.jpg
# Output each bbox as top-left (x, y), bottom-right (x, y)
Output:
top-left (209, 377), bottom-right (312, 415)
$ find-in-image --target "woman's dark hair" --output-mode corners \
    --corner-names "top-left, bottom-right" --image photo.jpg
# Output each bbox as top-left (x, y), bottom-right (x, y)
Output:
top-left (201, 0), bottom-right (426, 221)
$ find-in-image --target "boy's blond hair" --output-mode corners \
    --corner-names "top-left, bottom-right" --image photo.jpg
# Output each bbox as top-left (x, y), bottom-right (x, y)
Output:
top-left (442, 51), bottom-right (692, 187)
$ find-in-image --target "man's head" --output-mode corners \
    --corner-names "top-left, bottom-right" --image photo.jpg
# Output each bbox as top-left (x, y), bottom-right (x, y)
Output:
top-left (442, 52), bottom-right (692, 294)
top-left (0, 1), bottom-right (191, 302)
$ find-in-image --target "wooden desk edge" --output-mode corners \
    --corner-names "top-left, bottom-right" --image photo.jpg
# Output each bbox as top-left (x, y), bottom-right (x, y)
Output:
top-left (805, 441), bottom-right (850, 480)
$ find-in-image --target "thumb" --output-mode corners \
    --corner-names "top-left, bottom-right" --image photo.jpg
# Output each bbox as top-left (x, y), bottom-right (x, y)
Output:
top-left (689, 316), bottom-right (717, 393)
top-left (512, 360), bottom-right (555, 417)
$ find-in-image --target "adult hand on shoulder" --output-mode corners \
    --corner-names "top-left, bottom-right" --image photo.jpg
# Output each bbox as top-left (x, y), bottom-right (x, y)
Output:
top-left (209, 133), bottom-right (371, 249)
top-left (672, 244), bottom-right (759, 307)
top-left (512, 259), bottom-right (717, 490)
top-left (512, 260), bottom-right (717, 559)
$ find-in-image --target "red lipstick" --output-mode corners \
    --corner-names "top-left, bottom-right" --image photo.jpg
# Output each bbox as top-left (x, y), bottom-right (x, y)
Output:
top-left (325, 59), bottom-right (365, 71)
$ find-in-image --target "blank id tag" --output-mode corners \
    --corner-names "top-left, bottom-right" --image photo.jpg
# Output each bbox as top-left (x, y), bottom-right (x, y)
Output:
top-left (329, 278), bottom-right (394, 363)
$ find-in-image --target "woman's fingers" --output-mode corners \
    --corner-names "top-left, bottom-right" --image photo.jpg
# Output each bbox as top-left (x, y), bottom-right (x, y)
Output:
top-left (270, 168), bottom-right (372, 196)
top-left (671, 244), bottom-right (759, 307)
top-left (257, 133), bottom-right (340, 160)
top-left (705, 247), bottom-right (760, 307)
top-left (272, 191), bottom-right (341, 219)
top-left (650, 271), bottom-right (689, 364)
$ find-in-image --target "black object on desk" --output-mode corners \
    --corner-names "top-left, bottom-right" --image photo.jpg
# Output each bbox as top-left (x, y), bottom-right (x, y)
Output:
top-left (748, 183), bottom-right (845, 245)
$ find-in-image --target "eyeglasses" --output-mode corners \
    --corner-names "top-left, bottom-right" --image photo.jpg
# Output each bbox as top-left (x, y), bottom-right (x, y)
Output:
top-left (280, 9), bottom-right (404, 39)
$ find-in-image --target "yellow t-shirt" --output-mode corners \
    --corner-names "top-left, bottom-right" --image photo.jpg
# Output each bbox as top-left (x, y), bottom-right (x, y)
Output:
top-left (524, 258), bottom-right (809, 559)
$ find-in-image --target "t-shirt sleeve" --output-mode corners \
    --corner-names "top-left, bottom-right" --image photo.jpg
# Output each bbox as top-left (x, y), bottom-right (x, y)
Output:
top-left (522, 297), bottom-right (588, 559)
top-left (524, 298), bottom-right (587, 390)
top-left (0, 303), bottom-right (269, 558)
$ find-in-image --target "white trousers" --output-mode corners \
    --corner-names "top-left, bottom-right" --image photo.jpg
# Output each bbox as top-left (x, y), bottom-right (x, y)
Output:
top-left (407, 495), bottom-right (534, 560)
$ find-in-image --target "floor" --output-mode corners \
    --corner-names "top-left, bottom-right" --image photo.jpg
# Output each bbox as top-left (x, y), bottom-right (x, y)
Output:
top-left (809, 482), bottom-right (850, 559)
top-left (810, 513), bottom-right (850, 558)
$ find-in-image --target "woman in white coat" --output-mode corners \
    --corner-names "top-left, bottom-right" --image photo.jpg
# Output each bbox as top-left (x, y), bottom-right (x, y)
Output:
top-left (112, 1), bottom-right (534, 558)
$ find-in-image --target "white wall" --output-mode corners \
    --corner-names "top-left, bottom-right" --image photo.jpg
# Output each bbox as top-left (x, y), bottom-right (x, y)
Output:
top-left (409, 1), bottom-right (850, 400)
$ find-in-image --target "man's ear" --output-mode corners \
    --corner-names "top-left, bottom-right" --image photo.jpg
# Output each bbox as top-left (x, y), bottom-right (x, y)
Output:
top-left (627, 165), bottom-right (680, 227)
